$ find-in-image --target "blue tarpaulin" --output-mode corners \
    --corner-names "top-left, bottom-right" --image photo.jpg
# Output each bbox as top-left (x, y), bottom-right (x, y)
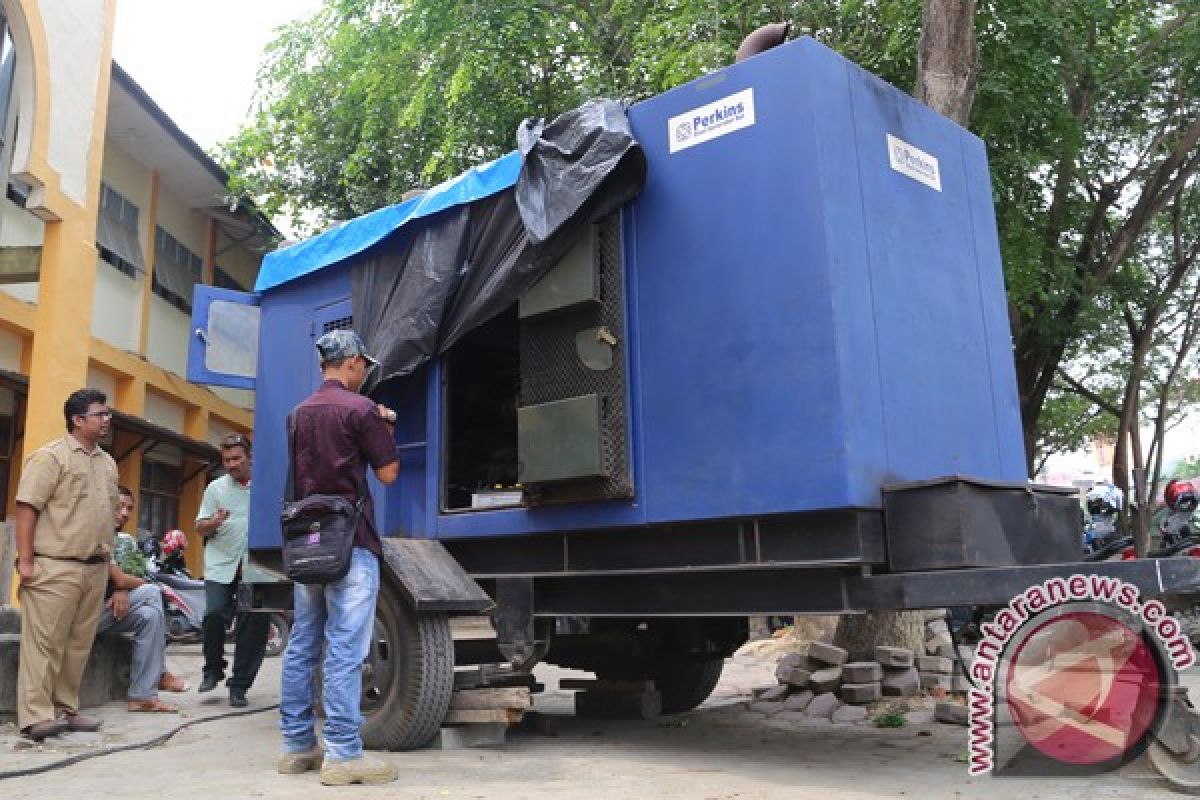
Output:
top-left (254, 150), bottom-right (523, 292)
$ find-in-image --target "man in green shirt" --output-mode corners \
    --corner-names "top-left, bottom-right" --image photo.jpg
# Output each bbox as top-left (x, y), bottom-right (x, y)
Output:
top-left (195, 433), bottom-right (267, 707)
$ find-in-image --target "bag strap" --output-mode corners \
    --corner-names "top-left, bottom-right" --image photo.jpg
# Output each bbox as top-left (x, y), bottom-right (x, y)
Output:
top-left (284, 412), bottom-right (297, 503)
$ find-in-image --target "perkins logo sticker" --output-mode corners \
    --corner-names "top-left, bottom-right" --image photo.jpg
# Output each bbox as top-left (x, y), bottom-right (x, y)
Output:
top-left (887, 134), bottom-right (942, 191)
top-left (669, 89), bottom-right (756, 154)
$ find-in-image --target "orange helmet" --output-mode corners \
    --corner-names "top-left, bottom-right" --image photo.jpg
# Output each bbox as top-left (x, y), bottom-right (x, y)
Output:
top-left (161, 529), bottom-right (188, 557)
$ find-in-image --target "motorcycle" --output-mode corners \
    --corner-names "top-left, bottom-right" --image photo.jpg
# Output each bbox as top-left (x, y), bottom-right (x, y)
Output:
top-left (147, 570), bottom-right (291, 657)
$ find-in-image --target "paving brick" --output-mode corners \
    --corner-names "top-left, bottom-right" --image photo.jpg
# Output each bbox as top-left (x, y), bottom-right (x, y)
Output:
top-left (804, 692), bottom-right (840, 719)
top-left (881, 667), bottom-right (920, 697)
top-left (933, 641), bottom-right (957, 659)
top-left (915, 655), bottom-right (953, 674)
top-left (919, 672), bottom-right (953, 691)
top-left (832, 705), bottom-right (868, 724)
top-left (780, 668), bottom-right (811, 689)
top-left (758, 684), bottom-right (790, 702)
top-left (748, 700), bottom-right (786, 715)
top-left (808, 666), bottom-right (842, 694)
top-left (807, 642), bottom-right (849, 666)
top-left (839, 682), bottom-right (882, 705)
top-left (935, 702), bottom-right (969, 726)
top-left (925, 632), bottom-right (953, 653)
top-left (905, 709), bottom-right (935, 725)
top-left (783, 690), bottom-right (814, 711)
top-left (874, 646), bottom-right (915, 668)
top-left (774, 654), bottom-right (812, 683)
top-left (842, 661), bottom-right (883, 683)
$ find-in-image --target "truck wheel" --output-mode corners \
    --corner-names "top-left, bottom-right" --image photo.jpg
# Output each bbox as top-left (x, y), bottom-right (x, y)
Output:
top-left (653, 659), bottom-right (724, 713)
top-left (360, 577), bottom-right (454, 751)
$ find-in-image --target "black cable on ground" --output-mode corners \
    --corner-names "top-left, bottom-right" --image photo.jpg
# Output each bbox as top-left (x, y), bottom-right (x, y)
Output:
top-left (0, 703), bottom-right (280, 781)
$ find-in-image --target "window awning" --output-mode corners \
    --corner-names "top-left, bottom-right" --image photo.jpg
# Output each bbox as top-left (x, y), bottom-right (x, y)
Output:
top-left (110, 410), bottom-right (221, 467)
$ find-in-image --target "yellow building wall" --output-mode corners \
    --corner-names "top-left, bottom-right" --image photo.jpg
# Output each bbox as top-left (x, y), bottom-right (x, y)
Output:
top-left (1, 1), bottom-right (263, 596)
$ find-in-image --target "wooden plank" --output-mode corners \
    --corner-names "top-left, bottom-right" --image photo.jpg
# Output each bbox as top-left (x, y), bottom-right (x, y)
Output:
top-left (380, 538), bottom-right (494, 613)
top-left (559, 678), bottom-right (655, 692)
top-left (443, 708), bottom-right (525, 725)
top-left (450, 688), bottom-right (531, 711)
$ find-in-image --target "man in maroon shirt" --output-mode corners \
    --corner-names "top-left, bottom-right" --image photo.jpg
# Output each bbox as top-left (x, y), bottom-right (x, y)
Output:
top-left (277, 329), bottom-right (400, 786)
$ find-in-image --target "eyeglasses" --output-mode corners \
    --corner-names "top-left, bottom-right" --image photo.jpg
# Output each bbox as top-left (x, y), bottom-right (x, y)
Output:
top-left (83, 410), bottom-right (113, 420)
top-left (220, 434), bottom-right (251, 449)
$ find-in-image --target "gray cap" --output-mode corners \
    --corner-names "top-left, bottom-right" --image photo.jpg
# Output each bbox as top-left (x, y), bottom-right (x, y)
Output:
top-left (315, 329), bottom-right (379, 367)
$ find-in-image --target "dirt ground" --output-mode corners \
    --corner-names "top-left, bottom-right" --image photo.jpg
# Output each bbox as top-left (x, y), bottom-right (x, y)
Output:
top-left (0, 638), bottom-right (1191, 799)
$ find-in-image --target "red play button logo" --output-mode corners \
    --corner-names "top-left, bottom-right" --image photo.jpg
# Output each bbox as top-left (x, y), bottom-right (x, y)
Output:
top-left (1004, 609), bottom-right (1164, 766)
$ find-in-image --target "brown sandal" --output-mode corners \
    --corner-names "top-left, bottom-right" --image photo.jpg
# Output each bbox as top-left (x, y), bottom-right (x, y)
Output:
top-left (158, 673), bottom-right (190, 693)
top-left (128, 698), bottom-right (178, 713)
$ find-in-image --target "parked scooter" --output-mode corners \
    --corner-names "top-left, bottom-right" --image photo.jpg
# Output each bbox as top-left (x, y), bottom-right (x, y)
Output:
top-left (144, 529), bottom-right (291, 656)
top-left (1082, 482), bottom-right (1126, 557)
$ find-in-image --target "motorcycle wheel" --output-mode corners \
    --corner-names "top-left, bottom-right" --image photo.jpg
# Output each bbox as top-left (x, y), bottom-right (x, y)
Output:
top-left (265, 613), bottom-right (290, 657)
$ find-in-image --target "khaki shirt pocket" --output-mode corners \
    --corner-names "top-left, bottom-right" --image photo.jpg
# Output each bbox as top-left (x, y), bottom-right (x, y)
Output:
top-left (64, 469), bottom-right (91, 498)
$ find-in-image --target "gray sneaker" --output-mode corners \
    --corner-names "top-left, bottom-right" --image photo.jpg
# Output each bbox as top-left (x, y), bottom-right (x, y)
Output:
top-left (319, 755), bottom-right (399, 786)
top-left (277, 747), bottom-right (324, 774)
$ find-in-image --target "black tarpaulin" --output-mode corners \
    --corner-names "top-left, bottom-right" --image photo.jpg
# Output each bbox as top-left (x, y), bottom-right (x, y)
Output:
top-left (351, 98), bottom-right (645, 395)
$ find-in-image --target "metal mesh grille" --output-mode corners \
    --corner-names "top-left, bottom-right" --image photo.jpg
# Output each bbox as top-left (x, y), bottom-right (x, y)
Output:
top-left (520, 212), bottom-right (631, 503)
top-left (322, 315), bottom-right (354, 333)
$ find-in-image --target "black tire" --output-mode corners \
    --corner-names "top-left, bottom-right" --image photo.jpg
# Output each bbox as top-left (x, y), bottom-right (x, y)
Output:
top-left (265, 613), bottom-right (289, 658)
top-left (360, 578), bottom-right (454, 751)
top-left (653, 659), bottom-right (724, 713)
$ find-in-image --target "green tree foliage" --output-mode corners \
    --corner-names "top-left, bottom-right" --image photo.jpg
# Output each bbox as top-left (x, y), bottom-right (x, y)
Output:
top-left (221, 0), bottom-right (923, 230)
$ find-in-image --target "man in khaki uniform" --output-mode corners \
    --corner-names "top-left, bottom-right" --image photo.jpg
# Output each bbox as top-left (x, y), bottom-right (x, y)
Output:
top-left (14, 388), bottom-right (120, 740)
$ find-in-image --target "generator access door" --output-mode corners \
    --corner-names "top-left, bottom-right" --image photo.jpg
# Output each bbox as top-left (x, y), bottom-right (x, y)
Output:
top-left (516, 213), bottom-right (633, 504)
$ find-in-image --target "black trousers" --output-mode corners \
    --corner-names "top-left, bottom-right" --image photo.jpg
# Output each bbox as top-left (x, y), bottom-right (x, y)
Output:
top-left (202, 578), bottom-right (269, 690)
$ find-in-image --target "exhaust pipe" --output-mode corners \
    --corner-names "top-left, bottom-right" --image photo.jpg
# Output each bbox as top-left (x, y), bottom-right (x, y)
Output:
top-left (735, 22), bottom-right (791, 63)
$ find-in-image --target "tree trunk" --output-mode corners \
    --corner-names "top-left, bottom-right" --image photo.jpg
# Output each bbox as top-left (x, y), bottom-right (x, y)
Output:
top-left (914, 0), bottom-right (979, 126)
top-left (836, 0), bottom-right (980, 657)
top-left (833, 611), bottom-right (927, 662)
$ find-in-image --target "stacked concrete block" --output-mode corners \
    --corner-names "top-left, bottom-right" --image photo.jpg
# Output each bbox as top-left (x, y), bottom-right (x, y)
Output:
top-left (916, 654), bottom-right (953, 692)
top-left (808, 666), bottom-right (842, 694)
top-left (923, 610), bottom-right (956, 658)
top-left (838, 661), bottom-right (883, 705)
top-left (840, 682), bottom-right (883, 704)
top-left (804, 692), bottom-right (841, 719)
top-left (783, 690), bottom-right (814, 711)
top-left (874, 646), bottom-right (919, 698)
top-left (807, 642), bottom-right (849, 666)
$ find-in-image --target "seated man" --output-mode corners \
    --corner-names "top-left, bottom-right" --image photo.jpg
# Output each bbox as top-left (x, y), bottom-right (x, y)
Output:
top-left (97, 486), bottom-right (188, 712)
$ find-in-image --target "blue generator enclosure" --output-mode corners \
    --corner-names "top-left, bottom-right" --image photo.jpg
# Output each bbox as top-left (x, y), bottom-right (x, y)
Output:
top-left (189, 37), bottom-right (1026, 551)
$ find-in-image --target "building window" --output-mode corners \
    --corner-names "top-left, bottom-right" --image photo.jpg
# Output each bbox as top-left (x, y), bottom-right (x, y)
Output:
top-left (0, 387), bottom-right (22, 519)
top-left (97, 184), bottom-right (144, 278)
top-left (153, 227), bottom-right (202, 312)
top-left (138, 458), bottom-right (181, 538)
top-left (213, 265), bottom-right (244, 291)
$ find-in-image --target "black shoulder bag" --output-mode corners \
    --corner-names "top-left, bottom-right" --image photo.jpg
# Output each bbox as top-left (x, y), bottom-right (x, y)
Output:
top-left (280, 413), bottom-right (366, 584)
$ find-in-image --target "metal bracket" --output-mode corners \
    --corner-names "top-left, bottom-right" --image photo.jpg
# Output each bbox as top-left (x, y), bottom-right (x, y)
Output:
top-left (494, 577), bottom-right (539, 668)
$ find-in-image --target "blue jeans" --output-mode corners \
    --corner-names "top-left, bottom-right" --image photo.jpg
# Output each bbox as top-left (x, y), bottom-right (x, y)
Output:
top-left (279, 547), bottom-right (379, 761)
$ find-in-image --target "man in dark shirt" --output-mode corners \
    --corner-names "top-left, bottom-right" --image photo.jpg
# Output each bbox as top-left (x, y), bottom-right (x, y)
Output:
top-left (277, 329), bottom-right (400, 786)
